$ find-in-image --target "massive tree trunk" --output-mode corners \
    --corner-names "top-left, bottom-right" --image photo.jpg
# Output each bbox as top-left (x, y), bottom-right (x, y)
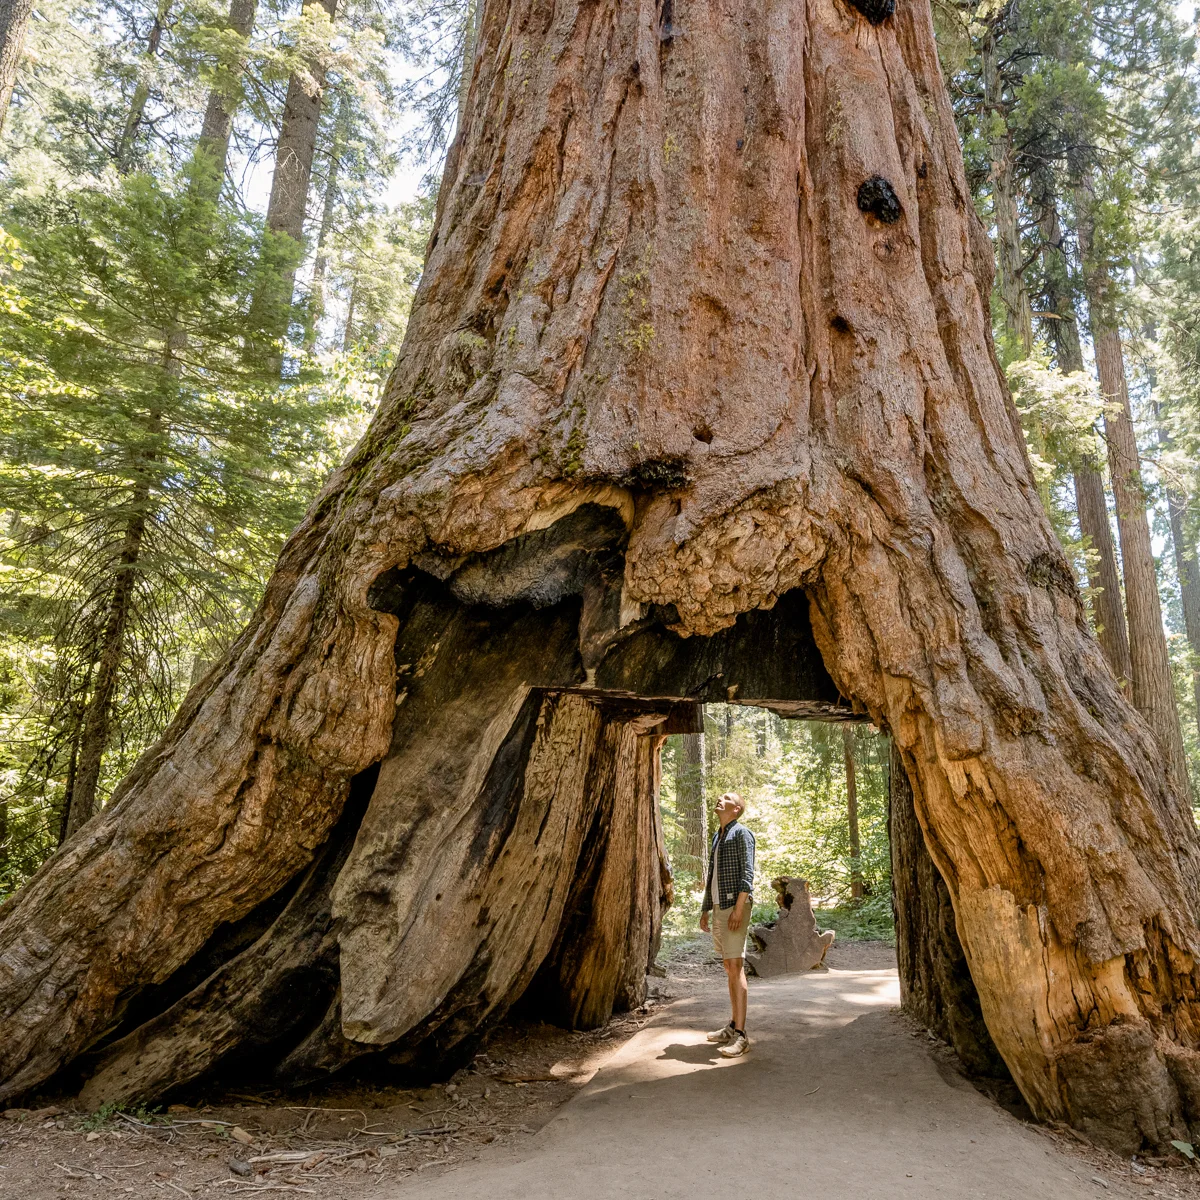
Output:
top-left (4, 0), bottom-right (1200, 1156)
top-left (0, 0), bottom-right (34, 135)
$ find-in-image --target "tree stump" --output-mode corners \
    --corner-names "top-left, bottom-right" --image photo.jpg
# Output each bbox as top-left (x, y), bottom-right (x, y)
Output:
top-left (1, 0), bottom-right (1199, 1155)
top-left (747, 878), bottom-right (836, 977)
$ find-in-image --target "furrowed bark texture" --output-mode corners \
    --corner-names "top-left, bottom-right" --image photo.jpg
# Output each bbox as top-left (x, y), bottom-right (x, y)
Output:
top-left (889, 741), bottom-right (1005, 1078)
top-left (4, 0), bottom-right (1200, 1153)
top-left (0, 0), bottom-right (34, 135)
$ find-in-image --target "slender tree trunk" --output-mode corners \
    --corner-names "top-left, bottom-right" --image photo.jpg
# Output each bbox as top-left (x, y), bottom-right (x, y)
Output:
top-left (0, 0), bottom-right (34, 136)
top-left (843, 724), bottom-right (863, 901)
top-left (116, 0), bottom-right (172, 172)
top-left (1038, 197), bottom-right (1131, 683)
top-left (673, 729), bottom-right (706, 872)
top-left (755, 708), bottom-right (767, 757)
top-left (1074, 467), bottom-right (1132, 684)
top-left (6, 0), bottom-right (1200, 1155)
top-left (62, 501), bottom-right (147, 839)
top-left (1077, 185), bottom-right (1188, 795)
top-left (1096, 324), bottom-right (1188, 793)
top-left (341, 277), bottom-right (357, 351)
top-left (63, 348), bottom-right (169, 838)
top-left (1155, 405), bottom-right (1200, 742)
top-left (304, 97), bottom-right (345, 350)
top-left (191, 0), bottom-right (259, 200)
top-left (263, 0), bottom-right (338, 291)
top-left (981, 23), bottom-right (1032, 357)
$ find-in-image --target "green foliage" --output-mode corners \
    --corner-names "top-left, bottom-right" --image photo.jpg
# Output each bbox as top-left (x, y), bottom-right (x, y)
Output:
top-left (0, 0), bottom-right (434, 894)
top-left (0, 174), bottom-right (381, 891)
top-left (659, 707), bottom-right (894, 951)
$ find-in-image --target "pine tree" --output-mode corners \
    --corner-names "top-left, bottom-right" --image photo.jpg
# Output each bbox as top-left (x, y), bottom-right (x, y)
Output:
top-left (0, 0), bottom-right (34, 133)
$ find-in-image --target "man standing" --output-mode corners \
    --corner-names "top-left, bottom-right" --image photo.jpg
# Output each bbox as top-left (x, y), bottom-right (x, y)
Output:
top-left (699, 791), bottom-right (755, 1058)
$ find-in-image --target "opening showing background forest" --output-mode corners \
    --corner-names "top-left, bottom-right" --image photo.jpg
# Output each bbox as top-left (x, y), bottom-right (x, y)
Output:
top-left (1, 0), bottom-right (1199, 919)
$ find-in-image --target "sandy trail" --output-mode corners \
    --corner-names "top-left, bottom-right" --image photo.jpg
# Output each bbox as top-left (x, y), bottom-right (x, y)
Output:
top-left (386, 968), bottom-right (1141, 1199)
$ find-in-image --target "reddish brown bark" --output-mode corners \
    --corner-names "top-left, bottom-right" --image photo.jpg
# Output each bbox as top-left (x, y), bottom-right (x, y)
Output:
top-left (1092, 318), bottom-right (1188, 796)
top-left (1038, 198), bottom-right (1131, 683)
top-left (265, 0), bottom-right (337, 253)
top-left (1076, 183), bottom-right (1186, 793)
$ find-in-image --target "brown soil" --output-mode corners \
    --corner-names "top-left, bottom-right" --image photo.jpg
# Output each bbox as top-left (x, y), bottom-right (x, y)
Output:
top-left (5, 943), bottom-right (1198, 1200)
top-left (0, 1002), bottom-right (664, 1200)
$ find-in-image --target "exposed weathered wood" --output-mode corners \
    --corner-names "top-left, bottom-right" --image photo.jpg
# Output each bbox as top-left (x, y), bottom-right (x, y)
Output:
top-left (888, 741), bottom-right (1006, 1079)
top-left (529, 713), bottom-right (669, 1029)
top-left (747, 878), bottom-right (835, 977)
top-left (76, 766), bottom-right (379, 1107)
top-left (595, 588), bottom-right (846, 717)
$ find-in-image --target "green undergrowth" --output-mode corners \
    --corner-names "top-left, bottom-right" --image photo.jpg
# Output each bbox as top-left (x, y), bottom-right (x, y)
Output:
top-left (813, 893), bottom-right (896, 945)
top-left (656, 875), bottom-right (895, 967)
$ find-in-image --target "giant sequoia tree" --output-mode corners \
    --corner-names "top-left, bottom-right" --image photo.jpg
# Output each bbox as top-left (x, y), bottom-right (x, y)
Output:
top-left (3, 0), bottom-right (1200, 1156)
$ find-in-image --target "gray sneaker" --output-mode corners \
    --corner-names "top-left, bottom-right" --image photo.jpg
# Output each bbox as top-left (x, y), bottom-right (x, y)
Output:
top-left (706, 1022), bottom-right (735, 1044)
top-left (719, 1031), bottom-right (750, 1058)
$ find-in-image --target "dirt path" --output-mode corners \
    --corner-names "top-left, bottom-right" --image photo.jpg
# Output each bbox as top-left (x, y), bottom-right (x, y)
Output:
top-left (384, 968), bottom-right (1174, 1200)
top-left (1, 956), bottom-right (1194, 1198)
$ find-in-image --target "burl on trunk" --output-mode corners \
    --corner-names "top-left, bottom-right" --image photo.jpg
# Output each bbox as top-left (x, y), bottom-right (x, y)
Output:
top-left (2, 0), bottom-right (1200, 1154)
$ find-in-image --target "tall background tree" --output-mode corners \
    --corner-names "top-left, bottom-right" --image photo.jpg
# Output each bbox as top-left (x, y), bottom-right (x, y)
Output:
top-left (0, 0), bottom-right (434, 892)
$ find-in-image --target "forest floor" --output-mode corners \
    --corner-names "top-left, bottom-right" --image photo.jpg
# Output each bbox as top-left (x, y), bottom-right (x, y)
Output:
top-left (1, 938), bottom-right (1196, 1199)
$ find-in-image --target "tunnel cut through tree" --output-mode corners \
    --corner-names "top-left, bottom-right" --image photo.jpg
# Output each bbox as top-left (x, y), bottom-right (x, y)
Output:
top-left (4, 0), bottom-right (1200, 1157)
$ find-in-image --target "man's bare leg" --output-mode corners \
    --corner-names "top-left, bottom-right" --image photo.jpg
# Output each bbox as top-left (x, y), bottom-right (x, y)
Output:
top-left (724, 958), bottom-right (748, 1032)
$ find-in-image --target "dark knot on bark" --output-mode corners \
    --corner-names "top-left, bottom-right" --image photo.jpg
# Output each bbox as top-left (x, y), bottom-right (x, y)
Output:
top-left (846, 0), bottom-right (895, 23)
top-left (857, 176), bottom-right (902, 224)
top-left (613, 456), bottom-right (690, 491)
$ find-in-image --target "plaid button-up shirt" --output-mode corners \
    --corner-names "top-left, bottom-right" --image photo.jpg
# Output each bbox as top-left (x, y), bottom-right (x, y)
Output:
top-left (702, 820), bottom-right (755, 912)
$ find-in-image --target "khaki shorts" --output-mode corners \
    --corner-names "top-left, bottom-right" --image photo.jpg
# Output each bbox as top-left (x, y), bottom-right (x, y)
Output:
top-left (710, 904), bottom-right (750, 960)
